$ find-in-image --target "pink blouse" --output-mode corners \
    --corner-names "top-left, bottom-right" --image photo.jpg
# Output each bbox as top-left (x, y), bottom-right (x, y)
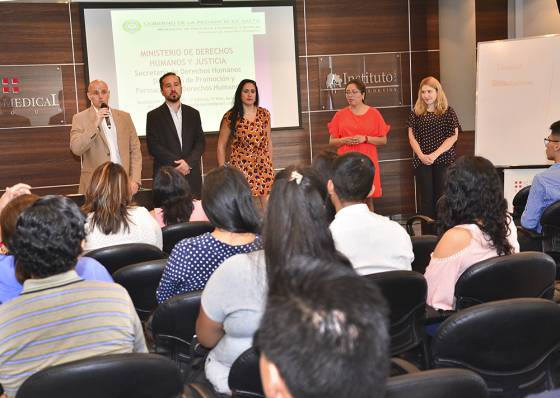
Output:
top-left (151, 200), bottom-right (208, 228)
top-left (425, 221), bottom-right (520, 310)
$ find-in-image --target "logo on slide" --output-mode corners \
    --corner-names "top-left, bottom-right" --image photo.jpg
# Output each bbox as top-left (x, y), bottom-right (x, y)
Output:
top-left (122, 19), bottom-right (142, 34)
top-left (1, 77), bottom-right (20, 94)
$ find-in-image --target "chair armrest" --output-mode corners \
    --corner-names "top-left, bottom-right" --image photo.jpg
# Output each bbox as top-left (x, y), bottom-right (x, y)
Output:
top-left (189, 336), bottom-right (211, 360)
top-left (425, 305), bottom-right (455, 325)
top-left (517, 225), bottom-right (543, 240)
top-left (390, 357), bottom-right (421, 376)
top-left (406, 215), bottom-right (436, 236)
top-left (185, 383), bottom-right (218, 398)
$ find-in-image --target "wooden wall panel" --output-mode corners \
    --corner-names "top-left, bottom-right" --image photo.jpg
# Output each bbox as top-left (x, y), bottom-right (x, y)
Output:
top-left (456, 130), bottom-right (475, 158)
top-left (375, 160), bottom-right (416, 215)
top-left (410, 0), bottom-right (439, 51)
top-left (2, 128), bottom-right (79, 188)
top-left (0, 4), bottom-right (74, 65)
top-left (475, 0), bottom-right (508, 43)
top-left (301, 1), bottom-right (410, 55)
top-left (410, 51), bottom-right (441, 97)
top-left (71, 4), bottom-right (85, 64)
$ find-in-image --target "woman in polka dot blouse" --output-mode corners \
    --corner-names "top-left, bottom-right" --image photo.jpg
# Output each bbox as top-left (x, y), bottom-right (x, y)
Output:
top-left (408, 76), bottom-right (461, 218)
top-left (156, 165), bottom-right (262, 303)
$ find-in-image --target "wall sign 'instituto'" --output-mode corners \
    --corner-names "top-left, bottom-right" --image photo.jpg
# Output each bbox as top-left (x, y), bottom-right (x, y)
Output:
top-left (0, 65), bottom-right (65, 128)
top-left (318, 53), bottom-right (403, 111)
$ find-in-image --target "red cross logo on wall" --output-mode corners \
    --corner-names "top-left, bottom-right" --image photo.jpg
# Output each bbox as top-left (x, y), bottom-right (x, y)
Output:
top-left (1, 77), bottom-right (20, 94)
top-left (514, 180), bottom-right (524, 190)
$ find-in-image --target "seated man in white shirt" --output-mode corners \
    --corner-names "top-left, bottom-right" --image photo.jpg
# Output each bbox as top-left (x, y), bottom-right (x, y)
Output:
top-left (328, 152), bottom-right (414, 274)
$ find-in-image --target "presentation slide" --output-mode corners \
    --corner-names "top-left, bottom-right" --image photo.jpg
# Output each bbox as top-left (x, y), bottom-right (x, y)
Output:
top-left (475, 35), bottom-right (560, 166)
top-left (82, 4), bottom-right (300, 135)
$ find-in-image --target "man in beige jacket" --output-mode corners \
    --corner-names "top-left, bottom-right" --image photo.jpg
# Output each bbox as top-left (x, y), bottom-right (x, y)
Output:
top-left (70, 80), bottom-right (142, 194)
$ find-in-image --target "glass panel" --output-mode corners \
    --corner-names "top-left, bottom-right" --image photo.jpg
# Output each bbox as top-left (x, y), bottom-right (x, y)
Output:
top-left (0, 65), bottom-right (65, 128)
top-left (318, 53), bottom-right (403, 111)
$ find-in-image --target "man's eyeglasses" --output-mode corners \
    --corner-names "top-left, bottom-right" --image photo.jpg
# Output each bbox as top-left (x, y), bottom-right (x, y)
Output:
top-left (544, 138), bottom-right (560, 146)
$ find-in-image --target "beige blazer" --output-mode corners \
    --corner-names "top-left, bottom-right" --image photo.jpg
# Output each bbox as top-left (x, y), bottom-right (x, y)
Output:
top-left (70, 107), bottom-right (142, 194)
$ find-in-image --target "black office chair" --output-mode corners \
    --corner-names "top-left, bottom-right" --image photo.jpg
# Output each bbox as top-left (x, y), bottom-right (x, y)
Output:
top-left (406, 215), bottom-right (437, 236)
top-left (364, 271), bottom-right (429, 368)
top-left (16, 353), bottom-right (183, 398)
top-left (512, 185), bottom-right (531, 225)
top-left (66, 193), bottom-right (85, 207)
top-left (112, 259), bottom-right (167, 322)
top-left (86, 243), bottom-right (167, 275)
top-left (431, 298), bottom-right (560, 398)
top-left (454, 251), bottom-right (556, 310)
top-left (541, 200), bottom-right (560, 268)
top-left (162, 221), bottom-right (214, 255)
top-left (385, 368), bottom-right (488, 398)
top-left (150, 290), bottom-right (202, 377)
top-left (133, 189), bottom-right (155, 210)
top-left (411, 235), bottom-right (438, 274)
top-left (228, 347), bottom-right (264, 398)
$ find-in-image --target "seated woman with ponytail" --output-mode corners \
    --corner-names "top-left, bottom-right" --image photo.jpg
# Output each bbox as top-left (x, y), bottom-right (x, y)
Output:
top-left (194, 166), bottom-right (353, 396)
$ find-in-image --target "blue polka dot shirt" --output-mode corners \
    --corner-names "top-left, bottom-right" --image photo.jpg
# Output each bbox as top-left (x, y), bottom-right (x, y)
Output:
top-left (156, 232), bottom-right (262, 303)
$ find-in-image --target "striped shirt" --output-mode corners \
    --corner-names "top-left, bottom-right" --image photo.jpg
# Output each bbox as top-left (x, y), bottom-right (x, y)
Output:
top-left (0, 270), bottom-right (147, 397)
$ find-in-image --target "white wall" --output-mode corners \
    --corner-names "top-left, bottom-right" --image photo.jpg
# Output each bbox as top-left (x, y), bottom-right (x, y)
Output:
top-left (511, 0), bottom-right (560, 38)
top-left (438, 0), bottom-right (477, 131)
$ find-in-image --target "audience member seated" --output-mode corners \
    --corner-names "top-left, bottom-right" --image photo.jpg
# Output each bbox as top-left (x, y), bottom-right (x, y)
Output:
top-left (311, 149), bottom-right (339, 222)
top-left (328, 152), bottom-right (414, 274)
top-left (195, 166), bottom-right (353, 396)
top-left (156, 166), bottom-right (261, 303)
top-left (0, 194), bottom-right (112, 304)
top-left (82, 162), bottom-right (162, 252)
top-left (0, 196), bottom-right (146, 397)
top-left (150, 166), bottom-right (208, 228)
top-left (256, 258), bottom-right (390, 398)
top-left (425, 156), bottom-right (519, 310)
top-left (0, 183), bottom-right (31, 253)
top-left (521, 120), bottom-right (560, 233)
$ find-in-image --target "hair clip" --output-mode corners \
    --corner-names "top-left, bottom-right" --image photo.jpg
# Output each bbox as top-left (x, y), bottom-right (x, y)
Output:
top-left (289, 170), bottom-right (303, 185)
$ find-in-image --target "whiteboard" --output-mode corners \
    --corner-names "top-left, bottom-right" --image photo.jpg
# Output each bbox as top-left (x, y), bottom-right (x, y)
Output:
top-left (475, 35), bottom-right (560, 166)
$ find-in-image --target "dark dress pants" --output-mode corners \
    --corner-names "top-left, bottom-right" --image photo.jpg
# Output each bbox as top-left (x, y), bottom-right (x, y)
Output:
top-left (415, 164), bottom-right (448, 219)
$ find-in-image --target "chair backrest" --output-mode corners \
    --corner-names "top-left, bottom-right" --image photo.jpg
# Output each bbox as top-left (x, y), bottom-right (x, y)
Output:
top-left (66, 193), bottom-right (85, 207)
top-left (364, 271), bottom-right (427, 358)
top-left (86, 243), bottom-right (167, 274)
top-left (454, 251), bottom-right (556, 310)
top-left (540, 200), bottom-right (560, 254)
top-left (229, 347), bottom-right (264, 398)
top-left (406, 215), bottom-right (437, 236)
top-left (386, 368), bottom-right (488, 398)
top-left (112, 259), bottom-right (167, 321)
top-left (16, 353), bottom-right (183, 398)
top-left (133, 189), bottom-right (154, 210)
top-left (411, 235), bottom-right (438, 274)
top-left (162, 221), bottom-right (214, 255)
top-left (150, 290), bottom-right (202, 364)
top-left (512, 185), bottom-right (531, 224)
top-left (432, 298), bottom-right (560, 398)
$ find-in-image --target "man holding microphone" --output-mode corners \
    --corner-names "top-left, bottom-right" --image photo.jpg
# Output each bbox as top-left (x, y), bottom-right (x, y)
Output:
top-left (69, 80), bottom-right (142, 194)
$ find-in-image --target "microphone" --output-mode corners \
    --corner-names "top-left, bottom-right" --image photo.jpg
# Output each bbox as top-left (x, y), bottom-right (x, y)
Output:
top-left (100, 102), bottom-right (111, 129)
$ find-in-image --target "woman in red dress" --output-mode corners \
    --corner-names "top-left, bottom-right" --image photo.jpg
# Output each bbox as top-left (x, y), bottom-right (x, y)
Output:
top-left (328, 79), bottom-right (390, 205)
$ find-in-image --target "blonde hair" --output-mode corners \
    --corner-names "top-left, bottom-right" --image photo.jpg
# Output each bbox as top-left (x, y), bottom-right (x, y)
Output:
top-left (413, 76), bottom-right (449, 116)
top-left (82, 162), bottom-right (132, 235)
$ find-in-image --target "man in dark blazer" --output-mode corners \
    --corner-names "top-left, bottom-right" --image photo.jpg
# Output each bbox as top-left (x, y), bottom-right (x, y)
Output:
top-left (146, 72), bottom-right (206, 197)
